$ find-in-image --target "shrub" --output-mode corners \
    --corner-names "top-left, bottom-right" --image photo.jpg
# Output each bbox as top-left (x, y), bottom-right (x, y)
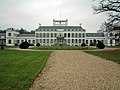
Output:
top-left (15, 44), bottom-right (18, 46)
top-left (19, 42), bottom-right (29, 49)
top-left (36, 43), bottom-right (40, 47)
top-left (1, 45), bottom-right (4, 49)
top-left (81, 42), bottom-right (87, 47)
top-left (96, 41), bottom-right (105, 49)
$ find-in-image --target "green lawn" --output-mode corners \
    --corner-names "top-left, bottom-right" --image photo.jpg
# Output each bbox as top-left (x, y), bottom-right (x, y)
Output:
top-left (0, 50), bottom-right (51, 90)
top-left (31, 46), bottom-right (96, 50)
top-left (84, 49), bottom-right (120, 64)
top-left (107, 46), bottom-right (120, 48)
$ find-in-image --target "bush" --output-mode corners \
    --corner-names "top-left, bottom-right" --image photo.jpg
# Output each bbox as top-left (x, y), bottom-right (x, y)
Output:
top-left (36, 43), bottom-right (40, 47)
top-left (81, 42), bottom-right (87, 47)
top-left (15, 44), bottom-right (18, 46)
top-left (96, 41), bottom-right (105, 49)
top-left (1, 46), bottom-right (4, 49)
top-left (19, 42), bottom-right (29, 49)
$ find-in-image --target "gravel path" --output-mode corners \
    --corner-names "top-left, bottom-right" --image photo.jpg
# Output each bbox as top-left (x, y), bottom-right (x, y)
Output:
top-left (30, 50), bottom-right (120, 90)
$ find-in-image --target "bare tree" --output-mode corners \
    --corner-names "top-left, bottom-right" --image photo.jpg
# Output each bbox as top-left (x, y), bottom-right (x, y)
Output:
top-left (93, 0), bottom-right (120, 31)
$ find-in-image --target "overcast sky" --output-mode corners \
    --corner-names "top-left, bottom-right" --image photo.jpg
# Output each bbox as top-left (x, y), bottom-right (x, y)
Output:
top-left (0, 0), bottom-right (107, 32)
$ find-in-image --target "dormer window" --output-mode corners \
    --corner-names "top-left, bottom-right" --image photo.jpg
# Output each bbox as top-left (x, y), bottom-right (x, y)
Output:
top-left (8, 33), bottom-right (11, 36)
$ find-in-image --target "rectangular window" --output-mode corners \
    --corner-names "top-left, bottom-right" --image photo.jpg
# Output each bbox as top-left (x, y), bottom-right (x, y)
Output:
top-left (75, 39), bottom-right (77, 43)
top-left (8, 33), bottom-right (11, 36)
top-left (82, 33), bottom-right (85, 37)
top-left (72, 33), bottom-right (74, 37)
top-left (51, 33), bottom-right (53, 37)
top-left (51, 39), bottom-right (53, 43)
top-left (40, 33), bottom-right (42, 37)
top-left (86, 40), bottom-right (88, 44)
top-left (79, 33), bottom-right (81, 37)
top-left (75, 33), bottom-right (77, 38)
top-left (68, 39), bottom-right (70, 43)
top-left (36, 33), bottom-right (38, 37)
top-left (47, 33), bottom-right (49, 37)
top-left (72, 39), bottom-right (74, 43)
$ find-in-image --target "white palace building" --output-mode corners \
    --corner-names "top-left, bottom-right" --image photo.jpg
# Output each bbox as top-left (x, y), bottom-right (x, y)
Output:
top-left (0, 19), bottom-right (116, 46)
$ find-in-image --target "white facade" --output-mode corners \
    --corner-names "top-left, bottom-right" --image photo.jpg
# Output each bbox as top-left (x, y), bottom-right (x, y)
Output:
top-left (0, 19), bottom-right (116, 46)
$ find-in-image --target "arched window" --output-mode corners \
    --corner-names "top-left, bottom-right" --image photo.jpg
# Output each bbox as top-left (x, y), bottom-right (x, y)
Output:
top-left (8, 40), bottom-right (11, 44)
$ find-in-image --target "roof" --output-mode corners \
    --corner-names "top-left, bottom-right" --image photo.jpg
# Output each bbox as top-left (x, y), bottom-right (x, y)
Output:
top-left (37, 26), bottom-right (85, 31)
top-left (18, 34), bottom-right (35, 37)
top-left (86, 33), bottom-right (104, 37)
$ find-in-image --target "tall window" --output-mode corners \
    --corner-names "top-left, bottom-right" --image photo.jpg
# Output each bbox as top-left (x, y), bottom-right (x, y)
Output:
top-left (86, 40), bottom-right (88, 44)
top-left (72, 39), bottom-right (74, 43)
top-left (72, 33), bottom-right (74, 37)
top-left (79, 33), bottom-right (81, 37)
top-left (36, 33), bottom-right (38, 37)
top-left (8, 33), bottom-right (11, 36)
top-left (8, 40), bottom-right (11, 44)
top-left (51, 33), bottom-right (53, 37)
top-left (75, 39), bottom-right (77, 43)
top-left (17, 40), bottom-right (19, 44)
top-left (68, 33), bottom-right (70, 37)
top-left (79, 39), bottom-right (81, 43)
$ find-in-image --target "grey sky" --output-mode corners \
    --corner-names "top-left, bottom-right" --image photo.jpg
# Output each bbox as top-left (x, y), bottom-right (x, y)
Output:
top-left (0, 0), bottom-right (107, 32)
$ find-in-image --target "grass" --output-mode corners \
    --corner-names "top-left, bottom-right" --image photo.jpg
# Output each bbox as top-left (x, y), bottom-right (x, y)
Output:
top-left (0, 50), bottom-right (51, 90)
top-left (107, 46), bottom-right (120, 48)
top-left (84, 49), bottom-right (120, 64)
top-left (31, 46), bottom-right (96, 50)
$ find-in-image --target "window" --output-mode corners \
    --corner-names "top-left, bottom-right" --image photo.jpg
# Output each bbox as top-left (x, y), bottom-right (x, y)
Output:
top-left (8, 40), bottom-right (11, 44)
top-left (75, 39), bottom-right (77, 43)
top-left (72, 39), bottom-right (74, 43)
top-left (86, 40), bottom-right (88, 44)
top-left (90, 40), bottom-right (92, 44)
top-left (110, 39), bottom-right (112, 45)
top-left (79, 33), bottom-right (81, 37)
top-left (72, 33), bottom-right (74, 37)
top-left (79, 39), bottom-right (81, 43)
top-left (47, 33), bottom-right (49, 37)
top-left (33, 40), bottom-right (35, 44)
top-left (43, 39), bottom-right (45, 43)
top-left (51, 33), bottom-right (53, 37)
top-left (28, 40), bottom-right (31, 44)
top-left (82, 33), bottom-right (85, 37)
top-left (36, 33), bottom-right (38, 37)
top-left (17, 40), bottom-right (19, 44)
top-left (40, 39), bottom-right (42, 43)
top-left (55, 33), bottom-right (57, 37)
top-left (68, 33), bottom-right (70, 37)
top-left (40, 33), bottom-right (42, 37)
top-left (43, 33), bottom-right (45, 37)
top-left (8, 33), bottom-right (11, 36)
top-left (47, 39), bottom-right (49, 43)
top-left (75, 33), bottom-right (77, 37)
top-left (83, 39), bottom-right (85, 42)
top-left (64, 33), bottom-right (66, 37)
top-left (36, 39), bottom-right (38, 43)
top-left (68, 39), bottom-right (70, 43)
top-left (21, 40), bottom-right (24, 43)
top-left (51, 39), bottom-right (53, 43)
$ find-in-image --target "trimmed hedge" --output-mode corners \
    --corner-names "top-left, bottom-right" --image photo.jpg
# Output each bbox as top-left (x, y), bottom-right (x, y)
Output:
top-left (19, 42), bottom-right (29, 49)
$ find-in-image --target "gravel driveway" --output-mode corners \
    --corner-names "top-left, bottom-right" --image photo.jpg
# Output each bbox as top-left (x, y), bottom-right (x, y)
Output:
top-left (30, 50), bottom-right (120, 90)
